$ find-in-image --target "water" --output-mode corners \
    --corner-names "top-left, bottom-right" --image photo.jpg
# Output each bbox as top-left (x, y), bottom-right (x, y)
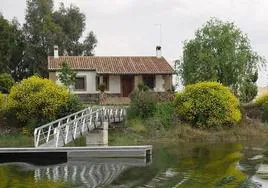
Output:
top-left (1, 141), bottom-right (268, 187)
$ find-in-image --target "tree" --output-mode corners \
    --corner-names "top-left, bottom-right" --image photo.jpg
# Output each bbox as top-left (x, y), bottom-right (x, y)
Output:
top-left (59, 62), bottom-right (76, 89)
top-left (83, 31), bottom-right (97, 56)
top-left (0, 15), bottom-right (27, 81)
top-left (0, 73), bottom-right (15, 93)
top-left (23, 0), bottom-right (97, 77)
top-left (179, 18), bottom-right (265, 102)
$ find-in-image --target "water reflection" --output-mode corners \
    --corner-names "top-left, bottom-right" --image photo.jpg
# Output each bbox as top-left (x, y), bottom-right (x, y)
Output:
top-left (2, 143), bottom-right (268, 187)
top-left (0, 158), bottom-right (151, 188)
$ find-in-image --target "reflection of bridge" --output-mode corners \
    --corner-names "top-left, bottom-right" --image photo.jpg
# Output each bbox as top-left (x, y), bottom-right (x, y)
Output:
top-left (5, 158), bottom-right (150, 188)
top-left (34, 107), bottom-right (126, 147)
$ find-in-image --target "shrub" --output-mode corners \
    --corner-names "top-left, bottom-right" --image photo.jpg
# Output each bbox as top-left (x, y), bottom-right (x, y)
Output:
top-left (57, 94), bottom-right (83, 118)
top-left (0, 73), bottom-right (15, 93)
top-left (262, 103), bottom-right (268, 123)
top-left (255, 93), bottom-right (268, 106)
top-left (0, 92), bottom-right (5, 113)
top-left (239, 81), bottom-right (258, 103)
top-left (175, 82), bottom-right (241, 128)
top-left (5, 76), bottom-right (69, 129)
top-left (128, 89), bottom-right (157, 119)
top-left (153, 101), bottom-right (175, 129)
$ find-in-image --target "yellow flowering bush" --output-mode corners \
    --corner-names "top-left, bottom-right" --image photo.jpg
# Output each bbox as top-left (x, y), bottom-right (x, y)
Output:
top-left (255, 93), bottom-right (268, 106)
top-left (6, 76), bottom-right (70, 128)
top-left (175, 82), bottom-right (241, 128)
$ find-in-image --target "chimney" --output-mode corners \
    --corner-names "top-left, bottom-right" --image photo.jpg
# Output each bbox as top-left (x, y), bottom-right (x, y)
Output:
top-left (156, 46), bottom-right (162, 58)
top-left (54, 45), bottom-right (59, 58)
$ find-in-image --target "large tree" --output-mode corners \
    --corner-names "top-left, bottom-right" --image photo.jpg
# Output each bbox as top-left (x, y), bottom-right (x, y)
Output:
top-left (179, 18), bottom-right (265, 102)
top-left (0, 14), bottom-right (27, 81)
top-left (23, 0), bottom-right (97, 77)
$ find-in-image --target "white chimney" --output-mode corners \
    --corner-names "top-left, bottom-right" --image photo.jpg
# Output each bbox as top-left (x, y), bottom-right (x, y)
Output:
top-left (156, 46), bottom-right (162, 58)
top-left (54, 45), bottom-right (59, 58)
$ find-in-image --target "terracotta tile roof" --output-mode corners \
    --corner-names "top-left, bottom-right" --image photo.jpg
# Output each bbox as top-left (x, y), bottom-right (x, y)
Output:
top-left (48, 56), bottom-right (174, 74)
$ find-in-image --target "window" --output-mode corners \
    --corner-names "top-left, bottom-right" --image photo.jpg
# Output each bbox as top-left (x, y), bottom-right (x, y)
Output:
top-left (75, 77), bottom-right (86, 90)
top-left (143, 75), bottom-right (155, 89)
top-left (96, 75), bottom-right (109, 91)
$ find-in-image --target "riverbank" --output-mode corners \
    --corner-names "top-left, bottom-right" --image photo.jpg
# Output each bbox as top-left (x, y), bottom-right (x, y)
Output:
top-left (109, 119), bottom-right (268, 145)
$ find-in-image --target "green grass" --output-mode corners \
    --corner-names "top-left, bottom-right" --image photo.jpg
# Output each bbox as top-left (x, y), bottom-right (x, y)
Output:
top-left (0, 134), bottom-right (33, 147)
top-left (64, 135), bottom-right (86, 147)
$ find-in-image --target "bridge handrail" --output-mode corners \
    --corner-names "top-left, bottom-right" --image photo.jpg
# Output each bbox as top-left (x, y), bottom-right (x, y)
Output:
top-left (34, 107), bottom-right (92, 147)
top-left (34, 106), bottom-right (126, 147)
top-left (34, 107), bottom-right (91, 132)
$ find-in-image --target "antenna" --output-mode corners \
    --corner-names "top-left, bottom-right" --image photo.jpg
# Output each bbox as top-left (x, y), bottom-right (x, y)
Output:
top-left (154, 24), bottom-right (162, 46)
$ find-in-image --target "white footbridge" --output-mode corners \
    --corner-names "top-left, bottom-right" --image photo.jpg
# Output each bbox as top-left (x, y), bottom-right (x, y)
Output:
top-left (34, 106), bottom-right (126, 148)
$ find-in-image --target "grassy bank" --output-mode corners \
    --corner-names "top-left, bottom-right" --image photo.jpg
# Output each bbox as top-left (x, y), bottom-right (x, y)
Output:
top-left (0, 134), bottom-right (33, 147)
top-left (109, 119), bottom-right (268, 146)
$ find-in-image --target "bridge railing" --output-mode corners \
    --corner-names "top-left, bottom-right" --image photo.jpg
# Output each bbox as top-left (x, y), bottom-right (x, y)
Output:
top-left (34, 106), bottom-right (126, 147)
top-left (34, 107), bottom-right (92, 147)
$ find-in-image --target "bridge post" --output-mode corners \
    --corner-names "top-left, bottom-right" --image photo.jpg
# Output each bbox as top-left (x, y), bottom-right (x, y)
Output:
top-left (86, 122), bottom-right (108, 146)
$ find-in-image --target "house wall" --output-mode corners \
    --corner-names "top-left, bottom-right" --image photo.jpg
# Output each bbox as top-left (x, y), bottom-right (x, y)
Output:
top-left (49, 72), bottom-right (57, 81)
top-left (106, 75), bottom-right (120, 94)
top-left (55, 71), bottom-right (98, 94)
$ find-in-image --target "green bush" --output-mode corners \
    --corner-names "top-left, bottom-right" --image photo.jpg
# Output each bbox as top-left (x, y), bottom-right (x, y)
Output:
top-left (57, 94), bottom-right (83, 118)
top-left (175, 82), bottom-right (241, 128)
top-left (0, 92), bottom-right (5, 113)
top-left (0, 73), bottom-right (15, 93)
top-left (128, 89), bottom-right (157, 119)
top-left (5, 76), bottom-right (70, 129)
top-left (239, 81), bottom-right (258, 103)
top-left (262, 103), bottom-right (268, 123)
top-left (153, 101), bottom-right (174, 129)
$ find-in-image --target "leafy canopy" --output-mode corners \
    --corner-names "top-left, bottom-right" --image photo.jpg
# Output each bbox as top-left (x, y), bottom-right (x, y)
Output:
top-left (178, 18), bottom-right (265, 102)
top-left (23, 0), bottom-right (97, 77)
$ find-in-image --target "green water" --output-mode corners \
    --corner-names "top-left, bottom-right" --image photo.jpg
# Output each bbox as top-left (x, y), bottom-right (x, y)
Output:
top-left (1, 141), bottom-right (268, 187)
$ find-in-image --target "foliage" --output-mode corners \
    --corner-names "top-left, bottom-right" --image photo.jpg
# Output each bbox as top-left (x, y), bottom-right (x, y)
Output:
top-left (98, 83), bottom-right (106, 93)
top-left (153, 101), bottom-right (175, 129)
top-left (262, 103), bottom-right (268, 123)
top-left (0, 73), bottom-right (15, 93)
top-left (23, 0), bottom-right (97, 77)
top-left (178, 18), bottom-right (265, 102)
top-left (5, 76), bottom-right (69, 129)
top-left (239, 80), bottom-right (258, 103)
top-left (137, 83), bottom-right (149, 92)
top-left (0, 15), bottom-right (26, 81)
top-left (0, 92), bottom-right (4, 112)
top-left (59, 62), bottom-right (76, 88)
top-left (175, 82), bottom-right (241, 128)
top-left (128, 89), bottom-right (157, 119)
top-left (255, 93), bottom-right (268, 106)
top-left (57, 94), bottom-right (83, 118)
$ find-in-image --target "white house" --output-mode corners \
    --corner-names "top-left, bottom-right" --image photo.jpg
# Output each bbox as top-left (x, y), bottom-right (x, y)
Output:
top-left (48, 46), bottom-right (174, 103)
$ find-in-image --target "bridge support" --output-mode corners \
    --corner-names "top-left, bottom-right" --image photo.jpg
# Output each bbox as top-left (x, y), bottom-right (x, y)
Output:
top-left (86, 122), bottom-right (108, 146)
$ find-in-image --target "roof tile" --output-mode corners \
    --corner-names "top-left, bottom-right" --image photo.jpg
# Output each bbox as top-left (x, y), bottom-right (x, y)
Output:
top-left (48, 56), bottom-right (174, 74)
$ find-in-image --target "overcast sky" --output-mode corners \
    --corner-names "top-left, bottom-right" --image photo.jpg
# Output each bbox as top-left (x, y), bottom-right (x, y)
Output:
top-left (0, 0), bottom-right (268, 86)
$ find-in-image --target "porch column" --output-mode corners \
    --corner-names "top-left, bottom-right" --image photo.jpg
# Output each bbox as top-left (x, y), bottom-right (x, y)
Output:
top-left (134, 75), bottom-right (143, 89)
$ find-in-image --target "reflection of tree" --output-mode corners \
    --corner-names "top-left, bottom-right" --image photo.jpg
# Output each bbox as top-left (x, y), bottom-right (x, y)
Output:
top-left (112, 143), bottom-right (249, 188)
top-left (176, 144), bottom-right (247, 188)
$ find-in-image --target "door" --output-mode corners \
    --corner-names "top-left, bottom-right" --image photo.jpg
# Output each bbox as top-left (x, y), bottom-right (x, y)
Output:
top-left (121, 75), bottom-right (134, 97)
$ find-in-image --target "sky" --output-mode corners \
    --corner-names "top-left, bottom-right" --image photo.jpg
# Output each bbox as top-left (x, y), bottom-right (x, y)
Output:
top-left (0, 0), bottom-right (268, 86)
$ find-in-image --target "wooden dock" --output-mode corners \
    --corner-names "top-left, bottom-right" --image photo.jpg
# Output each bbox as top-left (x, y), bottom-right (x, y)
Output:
top-left (0, 146), bottom-right (152, 165)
